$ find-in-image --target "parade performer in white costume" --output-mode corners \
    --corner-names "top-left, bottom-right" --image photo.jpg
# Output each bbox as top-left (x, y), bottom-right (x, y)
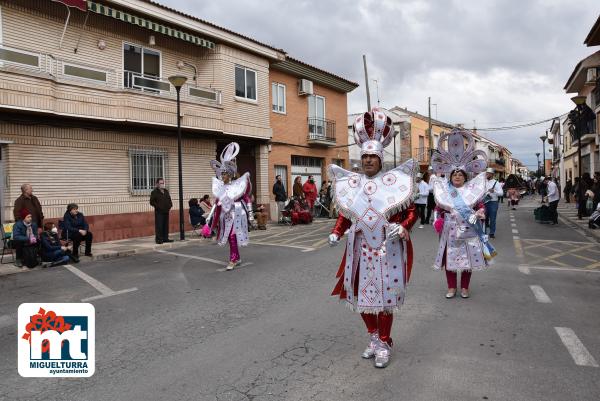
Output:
top-left (204, 142), bottom-right (253, 270)
top-left (328, 108), bottom-right (418, 368)
top-left (430, 129), bottom-right (497, 298)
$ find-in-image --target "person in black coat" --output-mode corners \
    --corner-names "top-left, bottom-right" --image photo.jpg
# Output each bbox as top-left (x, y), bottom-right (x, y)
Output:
top-left (63, 203), bottom-right (93, 257)
top-left (150, 178), bottom-right (173, 244)
top-left (272, 175), bottom-right (287, 222)
top-left (188, 198), bottom-right (206, 227)
top-left (41, 222), bottom-right (73, 266)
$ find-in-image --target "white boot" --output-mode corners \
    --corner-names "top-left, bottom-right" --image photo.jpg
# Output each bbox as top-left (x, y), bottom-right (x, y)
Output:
top-left (226, 261), bottom-right (235, 271)
top-left (361, 332), bottom-right (379, 359)
top-left (374, 341), bottom-right (392, 368)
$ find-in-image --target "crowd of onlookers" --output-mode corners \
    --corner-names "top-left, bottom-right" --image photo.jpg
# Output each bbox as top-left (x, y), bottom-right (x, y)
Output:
top-left (273, 174), bottom-right (337, 225)
top-left (5, 183), bottom-right (93, 269)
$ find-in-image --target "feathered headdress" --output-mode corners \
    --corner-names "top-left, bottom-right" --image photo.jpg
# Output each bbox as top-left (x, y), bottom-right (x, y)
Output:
top-left (210, 142), bottom-right (239, 178)
top-left (352, 108), bottom-right (394, 160)
top-left (431, 129), bottom-right (487, 175)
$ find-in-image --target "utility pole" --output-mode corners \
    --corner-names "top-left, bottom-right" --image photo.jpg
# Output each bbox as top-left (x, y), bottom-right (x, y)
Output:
top-left (363, 55), bottom-right (371, 110)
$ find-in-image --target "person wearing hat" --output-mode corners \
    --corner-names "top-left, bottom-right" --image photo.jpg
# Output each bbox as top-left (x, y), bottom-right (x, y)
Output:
top-left (484, 168), bottom-right (503, 238)
top-left (63, 203), bottom-right (93, 257)
top-left (543, 176), bottom-right (560, 225)
top-left (12, 208), bottom-right (39, 268)
top-left (327, 108), bottom-right (418, 368)
top-left (415, 172), bottom-right (429, 228)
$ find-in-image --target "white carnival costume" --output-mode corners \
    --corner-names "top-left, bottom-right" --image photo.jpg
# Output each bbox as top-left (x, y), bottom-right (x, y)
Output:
top-left (328, 108), bottom-right (418, 368)
top-left (206, 142), bottom-right (253, 269)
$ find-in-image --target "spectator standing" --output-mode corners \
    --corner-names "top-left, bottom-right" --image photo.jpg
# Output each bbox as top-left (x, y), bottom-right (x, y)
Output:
top-left (424, 171), bottom-right (436, 224)
top-left (498, 178), bottom-right (505, 203)
top-left (544, 177), bottom-right (560, 225)
top-left (415, 173), bottom-right (429, 228)
top-left (303, 175), bottom-right (318, 214)
top-left (272, 175), bottom-right (287, 222)
top-left (484, 168), bottom-right (503, 238)
top-left (13, 184), bottom-right (44, 234)
top-left (63, 203), bottom-right (93, 257)
top-left (563, 179), bottom-right (573, 203)
top-left (150, 178), bottom-right (173, 244)
top-left (292, 176), bottom-right (304, 199)
top-left (591, 172), bottom-right (600, 212)
top-left (12, 209), bottom-right (39, 268)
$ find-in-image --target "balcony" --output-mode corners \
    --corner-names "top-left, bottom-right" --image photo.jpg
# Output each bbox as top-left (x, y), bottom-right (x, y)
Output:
top-left (413, 147), bottom-right (431, 164)
top-left (0, 44), bottom-right (222, 106)
top-left (307, 117), bottom-right (336, 146)
top-left (495, 158), bottom-right (506, 166)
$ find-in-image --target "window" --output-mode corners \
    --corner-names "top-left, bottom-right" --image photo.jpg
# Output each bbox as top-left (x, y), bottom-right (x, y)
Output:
top-left (123, 43), bottom-right (167, 91)
top-left (63, 64), bottom-right (107, 83)
top-left (235, 66), bottom-right (257, 100)
top-left (0, 46), bottom-right (39, 67)
top-left (291, 156), bottom-right (322, 167)
top-left (308, 95), bottom-right (326, 136)
top-left (129, 149), bottom-right (167, 193)
top-left (271, 82), bottom-right (286, 113)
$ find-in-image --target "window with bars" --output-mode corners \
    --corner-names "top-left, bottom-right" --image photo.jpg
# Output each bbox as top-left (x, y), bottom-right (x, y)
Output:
top-left (129, 149), bottom-right (167, 193)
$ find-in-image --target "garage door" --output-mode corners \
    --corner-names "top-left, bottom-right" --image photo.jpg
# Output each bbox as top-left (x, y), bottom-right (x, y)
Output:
top-left (291, 156), bottom-right (323, 192)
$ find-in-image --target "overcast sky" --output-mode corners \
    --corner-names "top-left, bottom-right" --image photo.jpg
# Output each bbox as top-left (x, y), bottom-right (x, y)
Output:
top-left (163, 0), bottom-right (598, 171)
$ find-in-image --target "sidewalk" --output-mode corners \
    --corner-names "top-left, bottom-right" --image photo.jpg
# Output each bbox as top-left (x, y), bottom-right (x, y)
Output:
top-left (0, 231), bottom-right (207, 277)
top-left (556, 201), bottom-right (600, 242)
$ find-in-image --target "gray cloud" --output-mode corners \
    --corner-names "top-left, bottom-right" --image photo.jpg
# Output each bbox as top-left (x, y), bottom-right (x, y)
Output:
top-left (162, 0), bottom-right (598, 171)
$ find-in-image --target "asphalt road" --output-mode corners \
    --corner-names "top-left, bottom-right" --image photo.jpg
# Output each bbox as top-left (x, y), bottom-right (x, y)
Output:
top-left (1, 199), bottom-right (599, 401)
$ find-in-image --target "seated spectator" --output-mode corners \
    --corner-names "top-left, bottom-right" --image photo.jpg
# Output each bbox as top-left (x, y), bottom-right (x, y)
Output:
top-left (63, 203), bottom-right (93, 258)
top-left (12, 208), bottom-right (39, 268)
top-left (291, 197), bottom-right (313, 225)
top-left (199, 194), bottom-right (212, 215)
top-left (250, 195), bottom-right (268, 230)
top-left (189, 198), bottom-right (206, 227)
top-left (41, 222), bottom-right (73, 267)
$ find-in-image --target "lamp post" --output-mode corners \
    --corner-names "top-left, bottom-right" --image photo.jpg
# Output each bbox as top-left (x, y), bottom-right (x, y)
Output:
top-left (168, 75), bottom-right (188, 240)
top-left (535, 152), bottom-right (540, 177)
top-left (540, 132), bottom-right (547, 177)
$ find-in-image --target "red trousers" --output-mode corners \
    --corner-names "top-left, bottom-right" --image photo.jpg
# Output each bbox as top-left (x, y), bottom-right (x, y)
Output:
top-left (360, 312), bottom-right (393, 346)
top-left (445, 270), bottom-right (472, 289)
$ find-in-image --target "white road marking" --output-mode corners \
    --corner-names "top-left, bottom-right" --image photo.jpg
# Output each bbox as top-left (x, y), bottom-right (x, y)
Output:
top-left (0, 314), bottom-right (15, 329)
top-left (555, 327), bottom-right (599, 367)
top-left (529, 285), bottom-right (552, 303)
top-left (63, 264), bottom-right (137, 302)
top-left (512, 229), bottom-right (519, 234)
top-left (511, 223), bottom-right (517, 227)
top-left (527, 266), bottom-right (600, 274)
top-left (252, 242), bottom-right (315, 252)
top-left (157, 250), bottom-right (256, 270)
top-left (518, 265), bottom-right (530, 275)
top-left (513, 236), bottom-right (520, 240)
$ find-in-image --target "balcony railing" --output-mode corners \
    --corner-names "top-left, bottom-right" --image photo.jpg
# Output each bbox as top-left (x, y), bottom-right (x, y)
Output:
top-left (0, 44), bottom-right (222, 106)
top-left (307, 117), bottom-right (336, 144)
top-left (413, 147), bottom-right (431, 163)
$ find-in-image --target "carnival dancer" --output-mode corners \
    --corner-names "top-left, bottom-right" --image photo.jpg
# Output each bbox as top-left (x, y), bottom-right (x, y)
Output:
top-left (430, 129), bottom-right (498, 299)
top-left (203, 142), bottom-right (253, 270)
top-left (328, 108), bottom-right (417, 368)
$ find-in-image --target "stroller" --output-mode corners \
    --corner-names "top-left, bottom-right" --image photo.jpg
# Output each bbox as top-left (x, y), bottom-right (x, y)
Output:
top-left (314, 194), bottom-right (331, 218)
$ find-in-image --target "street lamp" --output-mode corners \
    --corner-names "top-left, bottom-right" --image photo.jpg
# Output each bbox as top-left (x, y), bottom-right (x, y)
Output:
top-left (535, 152), bottom-right (540, 177)
top-left (540, 132), bottom-right (547, 177)
top-left (168, 75), bottom-right (188, 240)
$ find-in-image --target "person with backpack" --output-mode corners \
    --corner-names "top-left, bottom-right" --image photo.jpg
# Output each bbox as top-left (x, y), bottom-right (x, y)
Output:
top-left (12, 208), bottom-right (39, 268)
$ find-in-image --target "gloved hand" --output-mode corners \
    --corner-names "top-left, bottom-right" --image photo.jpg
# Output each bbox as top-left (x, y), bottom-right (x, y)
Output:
top-left (387, 223), bottom-right (406, 242)
top-left (468, 214), bottom-right (478, 225)
top-left (328, 233), bottom-right (339, 246)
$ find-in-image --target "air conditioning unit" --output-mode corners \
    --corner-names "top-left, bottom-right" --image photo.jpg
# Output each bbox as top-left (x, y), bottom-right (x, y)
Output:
top-left (298, 79), bottom-right (313, 96)
top-left (586, 68), bottom-right (598, 84)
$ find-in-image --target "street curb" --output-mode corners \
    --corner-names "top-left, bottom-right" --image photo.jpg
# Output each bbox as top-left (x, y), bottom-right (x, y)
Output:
top-left (558, 213), bottom-right (600, 243)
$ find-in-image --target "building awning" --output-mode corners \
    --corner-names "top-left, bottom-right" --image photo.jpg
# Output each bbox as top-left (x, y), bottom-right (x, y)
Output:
top-left (87, 1), bottom-right (216, 50)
